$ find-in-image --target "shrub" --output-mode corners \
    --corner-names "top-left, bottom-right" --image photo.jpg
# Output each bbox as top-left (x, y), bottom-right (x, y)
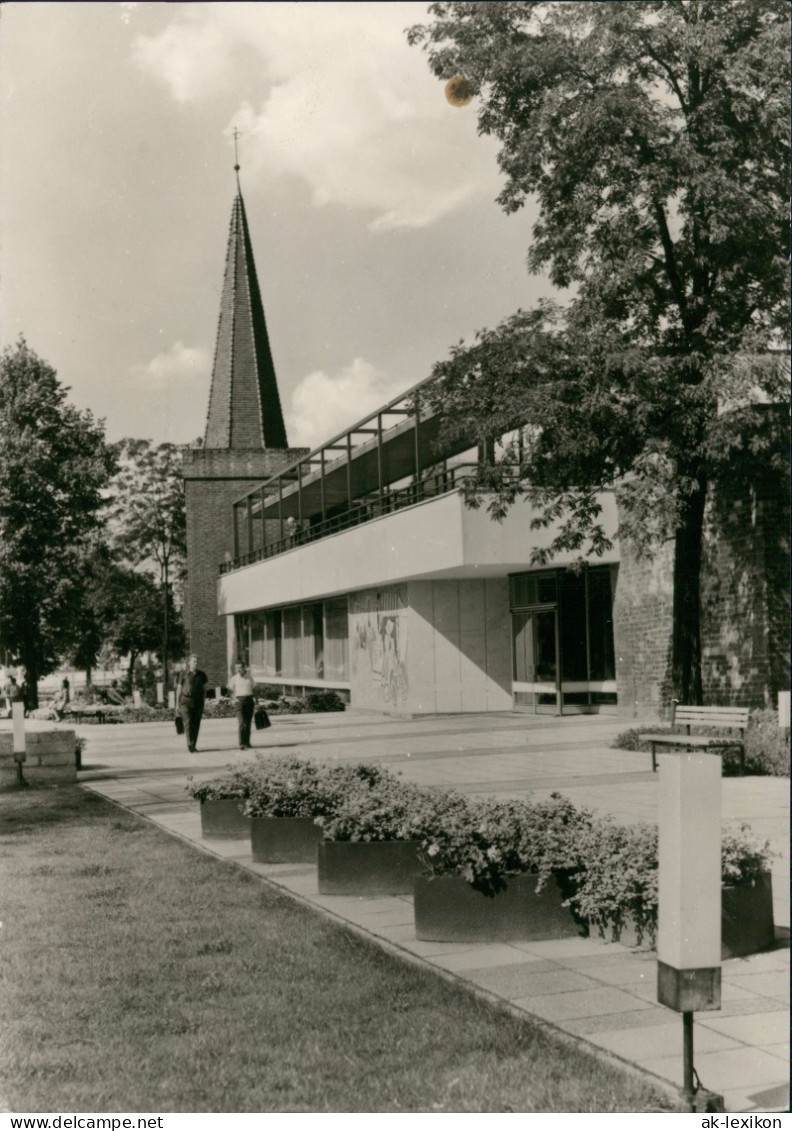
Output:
top-left (418, 792), bottom-right (594, 897)
top-left (317, 773), bottom-right (424, 843)
top-left (186, 761), bottom-right (260, 803)
top-left (721, 824), bottom-right (775, 884)
top-left (612, 711), bottom-right (790, 777)
top-left (567, 820), bottom-right (659, 946)
top-left (742, 708), bottom-right (790, 777)
top-left (202, 698), bottom-right (237, 720)
top-left (303, 690), bottom-right (346, 713)
top-left (243, 756), bottom-right (387, 820)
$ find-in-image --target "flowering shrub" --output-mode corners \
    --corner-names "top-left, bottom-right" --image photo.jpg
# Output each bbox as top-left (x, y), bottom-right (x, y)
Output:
top-left (186, 761), bottom-right (261, 803)
top-left (243, 756), bottom-right (389, 820)
top-left (566, 820), bottom-right (659, 945)
top-left (416, 791), bottom-right (593, 897)
top-left (721, 824), bottom-right (775, 884)
top-left (317, 774), bottom-right (426, 842)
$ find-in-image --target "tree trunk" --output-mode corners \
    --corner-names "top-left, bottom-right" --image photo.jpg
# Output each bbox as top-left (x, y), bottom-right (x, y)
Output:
top-left (670, 478), bottom-right (707, 705)
top-left (20, 651), bottom-right (39, 710)
top-left (127, 649), bottom-right (137, 694)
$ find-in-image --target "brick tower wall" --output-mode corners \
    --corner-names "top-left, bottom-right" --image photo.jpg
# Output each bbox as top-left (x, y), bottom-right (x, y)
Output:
top-left (612, 456), bottom-right (789, 718)
top-left (700, 471), bottom-right (790, 707)
top-left (183, 448), bottom-right (306, 687)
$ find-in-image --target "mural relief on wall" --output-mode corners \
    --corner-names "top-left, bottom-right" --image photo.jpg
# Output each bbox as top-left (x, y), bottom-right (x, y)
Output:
top-left (352, 588), bottom-right (409, 709)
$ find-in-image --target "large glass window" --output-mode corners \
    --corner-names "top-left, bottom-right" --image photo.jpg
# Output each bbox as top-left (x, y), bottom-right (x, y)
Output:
top-left (263, 610), bottom-right (282, 676)
top-left (324, 598), bottom-right (349, 681)
top-left (510, 566), bottom-right (617, 712)
top-left (237, 598), bottom-right (348, 685)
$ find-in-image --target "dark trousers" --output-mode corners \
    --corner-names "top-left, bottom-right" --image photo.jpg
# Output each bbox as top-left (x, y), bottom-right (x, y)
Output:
top-left (179, 701), bottom-right (203, 749)
top-left (235, 696), bottom-right (255, 747)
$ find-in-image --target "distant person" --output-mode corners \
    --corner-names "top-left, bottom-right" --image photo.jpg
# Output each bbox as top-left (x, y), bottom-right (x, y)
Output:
top-left (7, 676), bottom-right (23, 713)
top-left (48, 684), bottom-right (69, 721)
top-left (228, 661), bottom-right (257, 750)
top-left (61, 677), bottom-right (70, 703)
top-left (175, 654), bottom-right (208, 753)
top-left (0, 667), bottom-right (11, 711)
top-left (105, 680), bottom-right (125, 705)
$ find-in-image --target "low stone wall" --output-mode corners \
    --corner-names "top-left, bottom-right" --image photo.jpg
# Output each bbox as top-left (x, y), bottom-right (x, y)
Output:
top-left (0, 726), bottom-right (77, 790)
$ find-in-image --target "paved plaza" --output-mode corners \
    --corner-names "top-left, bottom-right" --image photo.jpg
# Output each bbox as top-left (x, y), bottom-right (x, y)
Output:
top-left (16, 710), bottom-right (792, 1113)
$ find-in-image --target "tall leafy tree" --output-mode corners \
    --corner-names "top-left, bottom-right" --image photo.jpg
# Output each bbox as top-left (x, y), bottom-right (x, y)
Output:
top-left (65, 542), bottom-right (183, 689)
top-left (409, 0), bottom-right (790, 703)
top-left (0, 338), bottom-right (117, 704)
top-left (108, 439), bottom-right (187, 693)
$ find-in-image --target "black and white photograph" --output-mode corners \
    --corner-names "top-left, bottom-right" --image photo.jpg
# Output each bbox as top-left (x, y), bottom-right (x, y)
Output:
top-left (0, 0), bottom-right (789, 1120)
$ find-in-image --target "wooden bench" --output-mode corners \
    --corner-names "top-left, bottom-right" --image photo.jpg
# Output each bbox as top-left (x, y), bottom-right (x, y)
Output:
top-left (643, 704), bottom-right (750, 775)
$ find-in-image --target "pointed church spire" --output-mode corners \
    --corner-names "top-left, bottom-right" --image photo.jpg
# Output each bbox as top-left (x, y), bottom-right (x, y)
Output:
top-left (204, 174), bottom-right (289, 450)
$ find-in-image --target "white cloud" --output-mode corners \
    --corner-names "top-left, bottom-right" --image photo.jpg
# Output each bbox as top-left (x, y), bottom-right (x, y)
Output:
top-left (126, 342), bottom-right (211, 442)
top-left (132, 11), bottom-right (235, 103)
top-left (287, 357), bottom-right (406, 449)
top-left (132, 2), bottom-right (500, 229)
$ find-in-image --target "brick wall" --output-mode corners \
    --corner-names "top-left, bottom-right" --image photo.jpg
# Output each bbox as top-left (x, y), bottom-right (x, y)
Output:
top-left (183, 447), bottom-right (307, 686)
top-left (700, 473), bottom-right (790, 707)
top-left (612, 538), bottom-right (674, 719)
top-left (613, 466), bottom-right (789, 717)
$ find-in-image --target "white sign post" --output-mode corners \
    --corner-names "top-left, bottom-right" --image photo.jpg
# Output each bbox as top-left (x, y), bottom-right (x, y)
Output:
top-left (156, 682), bottom-right (164, 705)
top-left (657, 750), bottom-right (724, 1112)
top-left (12, 701), bottom-right (26, 784)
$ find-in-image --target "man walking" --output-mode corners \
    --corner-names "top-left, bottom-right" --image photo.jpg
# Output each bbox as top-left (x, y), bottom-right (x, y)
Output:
top-left (176, 654), bottom-right (208, 753)
top-left (228, 660), bottom-right (256, 750)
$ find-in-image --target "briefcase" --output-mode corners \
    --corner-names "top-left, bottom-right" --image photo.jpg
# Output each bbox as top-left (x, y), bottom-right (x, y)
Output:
top-left (175, 715), bottom-right (185, 735)
top-left (254, 706), bottom-right (271, 730)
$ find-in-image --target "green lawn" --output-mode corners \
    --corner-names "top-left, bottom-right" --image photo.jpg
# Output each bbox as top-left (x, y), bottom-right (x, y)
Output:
top-left (0, 786), bottom-right (680, 1113)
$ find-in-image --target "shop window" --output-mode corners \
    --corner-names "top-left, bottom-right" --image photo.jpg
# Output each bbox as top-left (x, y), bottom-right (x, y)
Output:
top-left (324, 598), bottom-right (349, 681)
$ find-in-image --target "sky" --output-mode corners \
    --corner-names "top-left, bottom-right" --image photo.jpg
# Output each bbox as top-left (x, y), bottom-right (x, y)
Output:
top-left (0, 1), bottom-right (552, 449)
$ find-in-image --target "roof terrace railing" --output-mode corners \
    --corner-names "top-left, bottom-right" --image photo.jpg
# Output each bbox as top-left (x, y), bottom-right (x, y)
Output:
top-left (220, 461), bottom-right (481, 574)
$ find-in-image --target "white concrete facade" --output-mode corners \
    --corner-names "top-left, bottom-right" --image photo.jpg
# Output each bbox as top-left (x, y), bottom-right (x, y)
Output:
top-left (218, 490), bottom-right (620, 615)
top-left (218, 490), bottom-right (620, 715)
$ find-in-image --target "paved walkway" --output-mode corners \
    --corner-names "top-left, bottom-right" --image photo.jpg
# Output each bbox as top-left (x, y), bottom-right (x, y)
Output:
top-left (35, 711), bottom-right (792, 1112)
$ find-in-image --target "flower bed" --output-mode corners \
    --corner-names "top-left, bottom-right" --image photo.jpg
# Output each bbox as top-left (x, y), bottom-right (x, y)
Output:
top-left (188, 753), bottom-right (776, 951)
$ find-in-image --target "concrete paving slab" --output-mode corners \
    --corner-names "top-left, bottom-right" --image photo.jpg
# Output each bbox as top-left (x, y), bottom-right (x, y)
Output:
top-left (563, 1007), bottom-right (678, 1037)
top-left (464, 966), bottom-right (598, 999)
top-left (582, 959), bottom-right (658, 987)
top-left (699, 1010), bottom-right (792, 1046)
top-left (587, 1022), bottom-right (740, 1060)
top-left (512, 986), bottom-right (656, 1022)
top-left (641, 1046), bottom-right (789, 1094)
top-left (430, 949), bottom-right (555, 973)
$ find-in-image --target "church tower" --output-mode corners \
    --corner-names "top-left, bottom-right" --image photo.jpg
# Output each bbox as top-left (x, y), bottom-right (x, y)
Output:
top-left (183, 178), bottom-right (306, 685)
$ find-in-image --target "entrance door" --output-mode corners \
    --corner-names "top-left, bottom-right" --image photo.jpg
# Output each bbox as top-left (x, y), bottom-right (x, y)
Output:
top-left (512, 607), bottom-right (560, 713)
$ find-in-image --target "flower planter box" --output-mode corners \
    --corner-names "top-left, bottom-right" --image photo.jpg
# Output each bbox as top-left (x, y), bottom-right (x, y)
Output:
top-left (317, 839), bottom-right (423, 896)
top-left (414, 874), bottom-right (580, 943)
top-left (597, 874), bottom-right (775, 958)
top-left (199, 798), bottom-right (250, 840)
top-left (250, 816), bottom-right (323, 863)
top-left (722, 872), bottom-right (774, 959)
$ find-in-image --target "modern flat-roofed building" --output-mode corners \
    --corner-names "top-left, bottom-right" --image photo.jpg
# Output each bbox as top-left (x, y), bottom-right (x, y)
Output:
top-left (185, 187), bottom-right (789, 717)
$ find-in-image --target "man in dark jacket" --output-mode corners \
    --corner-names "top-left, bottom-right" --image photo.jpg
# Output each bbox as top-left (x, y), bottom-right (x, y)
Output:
top-left (176, 653), bottom-right (208, 752)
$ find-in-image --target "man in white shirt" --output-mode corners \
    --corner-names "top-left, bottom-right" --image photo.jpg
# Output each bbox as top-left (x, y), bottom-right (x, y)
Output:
top-left (228, 660), bottom-right (256, 750)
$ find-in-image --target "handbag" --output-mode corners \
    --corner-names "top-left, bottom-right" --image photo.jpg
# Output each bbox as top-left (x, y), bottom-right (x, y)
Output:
top-left (175, 715), bottom-right (185, 735)
top-left (254, 706), bottom-right (271, 730)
